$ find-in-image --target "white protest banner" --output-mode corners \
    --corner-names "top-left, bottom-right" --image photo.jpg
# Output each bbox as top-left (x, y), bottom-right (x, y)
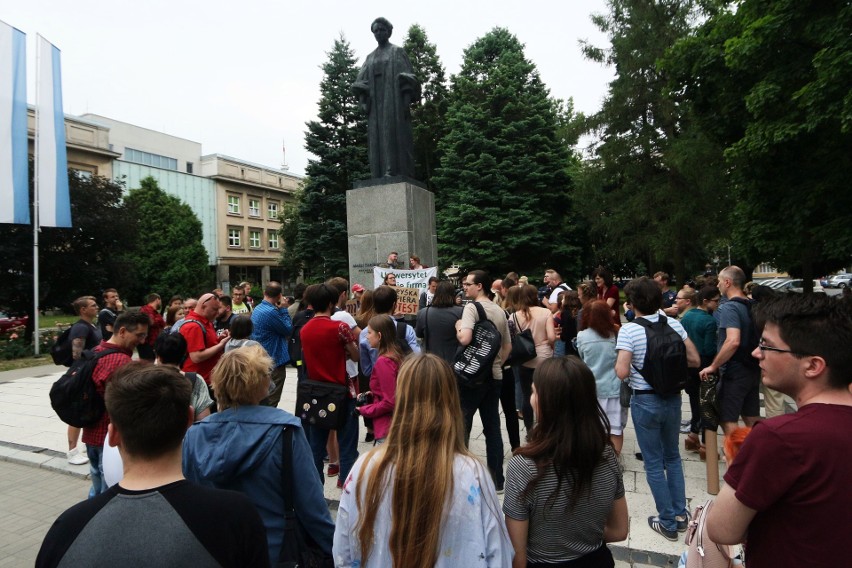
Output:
top-left (372, 266), bottom-right (438, 290)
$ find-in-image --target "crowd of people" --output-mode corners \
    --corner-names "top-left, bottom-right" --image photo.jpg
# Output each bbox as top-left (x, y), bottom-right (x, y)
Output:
top-left (36, 266), bottom-right (852, 567)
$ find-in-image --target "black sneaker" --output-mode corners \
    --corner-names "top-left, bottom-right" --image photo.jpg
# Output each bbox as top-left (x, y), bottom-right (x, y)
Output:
top-left (635, 452), bottom-right (643, 461)
top-left (676, 511), bottom-right (691, 533)
top-left (648, 516), bottom-right (678, 541)
top-left (365, 432), bottom-right (375, 443)
top-left (495, 482), bottom-right (504, 495)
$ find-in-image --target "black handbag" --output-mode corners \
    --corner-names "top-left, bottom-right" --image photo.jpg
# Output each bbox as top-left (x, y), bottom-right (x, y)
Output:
top-left (277, 428), bottom-right (333, 568)
top-left (295, 379), bottom-right (348, 430)
top-left (506, 313), bottom-right (536, 366)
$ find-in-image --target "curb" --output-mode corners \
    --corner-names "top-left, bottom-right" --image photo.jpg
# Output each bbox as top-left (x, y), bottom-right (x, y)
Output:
top-left (0, 440), bottom-right (677, 567)
top-left (0, 440), bottom-right (91, 480)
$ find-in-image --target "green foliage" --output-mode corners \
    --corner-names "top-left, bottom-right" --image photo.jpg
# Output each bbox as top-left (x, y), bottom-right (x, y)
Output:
top-left (0, 327), bottom-right (55, 360)
top-left (282, 35), bottom-right (368, 281)
top-left (122, 177), bottom-right (211, 302)
top-left (576, 0), bottom-right (723, 283)
top-left (0, 166), bottom-right (136, 339)
top-left (667, 0), bottom-right (852, 287)
top-left (433, 28), bottom-right (585, 279)
top-left (403, 24), bottom-right (449, 189)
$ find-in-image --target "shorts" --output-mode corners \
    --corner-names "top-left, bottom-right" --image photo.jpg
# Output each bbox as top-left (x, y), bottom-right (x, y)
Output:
top-left (718, 364), bottom-right (760, 422)
top-left (598, 396), bottom-right (628, 435)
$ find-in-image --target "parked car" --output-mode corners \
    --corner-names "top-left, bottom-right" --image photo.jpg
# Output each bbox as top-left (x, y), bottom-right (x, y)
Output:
top-left (0, 312), bottom-right (28, 333)
top-left (777, 280), bottom-right (825, 294)
top-left (827, 274), bottom-right (852, 289)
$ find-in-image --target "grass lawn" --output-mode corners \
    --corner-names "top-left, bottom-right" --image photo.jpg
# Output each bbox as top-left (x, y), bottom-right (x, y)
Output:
top-left (38, 314), bottom-right (78, 329)
top-left (0, 355), bottom-right (54, 373)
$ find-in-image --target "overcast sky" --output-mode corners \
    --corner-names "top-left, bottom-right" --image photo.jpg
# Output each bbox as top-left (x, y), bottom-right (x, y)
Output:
top-left (4, 0), bottom-right (614, 176)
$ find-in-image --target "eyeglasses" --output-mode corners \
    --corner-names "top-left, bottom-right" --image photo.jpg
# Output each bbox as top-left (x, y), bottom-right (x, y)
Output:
top-left (757, 339), bottom-right (809, 357)
top-left (675, 296), bottom-right (688, 300)
top-left (462, 282), bottom-right (474, 287)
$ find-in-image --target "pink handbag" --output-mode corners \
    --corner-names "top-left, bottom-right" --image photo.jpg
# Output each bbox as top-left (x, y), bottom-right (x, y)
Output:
top-left (685, 500), bottom-right (740, 568)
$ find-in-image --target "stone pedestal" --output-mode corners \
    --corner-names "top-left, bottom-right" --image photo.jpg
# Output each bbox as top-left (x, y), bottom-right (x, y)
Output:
top-left (347, 178), bottom-right (437, 290)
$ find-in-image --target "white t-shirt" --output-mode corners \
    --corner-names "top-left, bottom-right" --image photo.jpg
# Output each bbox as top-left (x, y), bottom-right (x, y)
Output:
top-left (334, 452), bottom-right (513, 566)
top-left (548, 283), bottom-right (571, 306)
top-left (332, 309), bottom-right (359, 378)
top-left (615, 311), bottom-right (688, 391)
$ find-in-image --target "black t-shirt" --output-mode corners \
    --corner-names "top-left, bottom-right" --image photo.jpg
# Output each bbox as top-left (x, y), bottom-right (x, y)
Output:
top-left (36, 480), bottom-right (270, 568)
top-left (69, 319), bottom-right (102, 351)
top-left (97, 308), bottom-right (118, 341)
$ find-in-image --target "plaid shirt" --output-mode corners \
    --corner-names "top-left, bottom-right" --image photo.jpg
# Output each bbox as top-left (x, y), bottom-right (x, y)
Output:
top-left (81, 341), bottom-right (133, 447)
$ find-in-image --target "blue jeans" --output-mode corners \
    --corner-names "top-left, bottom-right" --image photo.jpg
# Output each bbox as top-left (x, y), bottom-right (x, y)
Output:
top-left (459, 378), bottom-right (504, 487)
top-left (554, 339), bottom-right (566, 357)
top-left (631, 393), bottom-right (687, 532)
top-left (304, 397), bottom-right (359, 484)
top-left (87, 445), bottom-right (107, 498)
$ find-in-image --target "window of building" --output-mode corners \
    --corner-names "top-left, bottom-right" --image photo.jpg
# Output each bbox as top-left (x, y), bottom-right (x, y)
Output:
top-left (124, 147), bottom-right (178, 171)
top-left (228, 228), bottom-right (241, 247)
top-left (268, 231), bottom-right (279, 250)
top-left (249, 230), bottom-right (261, 249)
top-left (186, 162), bottom-right (194, 174)
top-left (268, 201), bottom-right (279, 219)
top-left (249, 198), bottom-right (261, 217)
top-left (228, 195), bottom-right (241, 215)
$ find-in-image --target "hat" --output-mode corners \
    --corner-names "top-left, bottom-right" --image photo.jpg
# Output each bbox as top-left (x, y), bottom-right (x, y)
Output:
top-left (351, 284), bottom-right (365, 293)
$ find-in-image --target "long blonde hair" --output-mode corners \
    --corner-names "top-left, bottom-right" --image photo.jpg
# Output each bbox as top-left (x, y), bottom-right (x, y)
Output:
top-left (356, 354), bottom-right (471, 567)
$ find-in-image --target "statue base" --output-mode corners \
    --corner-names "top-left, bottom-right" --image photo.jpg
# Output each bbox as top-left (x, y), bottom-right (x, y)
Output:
top-left (347, 180), bottom-right (438, 291)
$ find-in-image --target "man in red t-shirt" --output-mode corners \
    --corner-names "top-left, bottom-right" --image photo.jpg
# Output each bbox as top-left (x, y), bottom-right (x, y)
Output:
top-left (179, 292), bottom-right (229, 382)
top-left (707, 293), bottom-right (852, 568)
top-left (299, 283), bottom-right (359, 485)
top-left (82, 311), bottom-right (150, 497)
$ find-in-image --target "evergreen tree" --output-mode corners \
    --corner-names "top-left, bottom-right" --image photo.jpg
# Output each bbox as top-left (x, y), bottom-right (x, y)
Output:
top-left (433, 28), bottom-right (584, 278)
top-left (123, 177), bottom-right (211, 302)
top-left (403, 24), bottom-right (449, 190)
top-left (577, 0), bottom-right (724, 284)
top-left (281, 34), bottom-right (368, 281)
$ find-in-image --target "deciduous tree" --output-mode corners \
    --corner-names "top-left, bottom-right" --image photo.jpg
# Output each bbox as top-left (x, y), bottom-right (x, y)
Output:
top-left (122, 177), bottom-right (211, 302)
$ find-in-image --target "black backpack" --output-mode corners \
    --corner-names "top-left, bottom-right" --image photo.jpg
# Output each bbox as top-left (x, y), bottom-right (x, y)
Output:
top-left (49, 348), bottom-right (121, 427)
top-left (728, 297), bottom-right (760, 371)
top-left (289, 309), bottom-right (315, 368)
top-left (394, 320), bottom-right (413, 356)
top-left (631, 317), bottom-right (688, 397)
top-left (50, 327), bottom-right (75, 366)
top-left (453, 302), bottom-right (502, 388)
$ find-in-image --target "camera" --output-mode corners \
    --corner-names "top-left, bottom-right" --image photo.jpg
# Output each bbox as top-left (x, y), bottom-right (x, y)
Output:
top-left (355, 392), bottom-right (373, 407)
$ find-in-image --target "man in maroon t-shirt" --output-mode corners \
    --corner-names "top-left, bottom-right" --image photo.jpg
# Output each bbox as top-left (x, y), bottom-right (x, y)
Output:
top-left (179, 292), bottom-right (229, 382)
top-left (707, 293), bottom-right (852, 568)
top-left (299, 283), bottom-right (359, 486)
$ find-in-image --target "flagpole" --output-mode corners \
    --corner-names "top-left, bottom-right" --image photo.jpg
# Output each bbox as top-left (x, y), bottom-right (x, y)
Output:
top-left (33, 34), bottom-right (41, 356)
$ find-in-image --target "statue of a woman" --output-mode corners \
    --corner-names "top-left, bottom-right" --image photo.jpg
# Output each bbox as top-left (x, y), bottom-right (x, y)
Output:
top-left (352, 17), bottom-right (421, 180)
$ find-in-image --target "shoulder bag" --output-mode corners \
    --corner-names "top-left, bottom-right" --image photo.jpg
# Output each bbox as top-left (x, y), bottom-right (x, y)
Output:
top-left (277, 427), bottom-right (333, 568)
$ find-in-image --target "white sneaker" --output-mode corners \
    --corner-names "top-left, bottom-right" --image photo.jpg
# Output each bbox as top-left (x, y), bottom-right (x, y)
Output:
top-left (67, 447), bottom-right (89, 465)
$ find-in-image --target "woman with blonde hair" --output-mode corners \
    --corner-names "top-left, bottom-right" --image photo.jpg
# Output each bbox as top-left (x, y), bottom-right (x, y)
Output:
top-left (333, 354), bottom-right (513, 567)
top-left (183, 346), bottom-right (334, 565)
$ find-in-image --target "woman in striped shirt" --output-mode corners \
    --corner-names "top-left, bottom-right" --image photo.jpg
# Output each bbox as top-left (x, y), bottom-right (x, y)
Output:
top-left (503, 357), bottom-right (629, 567)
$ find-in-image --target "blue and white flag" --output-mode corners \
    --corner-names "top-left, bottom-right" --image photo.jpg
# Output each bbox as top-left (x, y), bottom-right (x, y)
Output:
top-left (0, 21), bottom-right (29, 225)
top-left (36, 35), bottom-right (71, 228)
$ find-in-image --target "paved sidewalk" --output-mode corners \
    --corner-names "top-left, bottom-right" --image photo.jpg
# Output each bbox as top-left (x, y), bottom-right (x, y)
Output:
top-left (0, 362), bottom-right (734, 567)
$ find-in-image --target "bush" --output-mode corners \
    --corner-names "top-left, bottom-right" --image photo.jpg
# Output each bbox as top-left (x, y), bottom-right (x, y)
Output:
top-left (0, 326), bottom-right (57, 360)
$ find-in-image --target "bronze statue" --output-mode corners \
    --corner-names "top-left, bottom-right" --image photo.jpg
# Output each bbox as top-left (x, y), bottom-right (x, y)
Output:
top-left (352, 17), bottom-right (421, 180)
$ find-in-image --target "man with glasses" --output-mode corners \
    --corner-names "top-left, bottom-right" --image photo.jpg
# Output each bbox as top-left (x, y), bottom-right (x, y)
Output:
top-left (455, 270), bottom-right (511, 492)
top-left (707, 293), bottom-right (852, 567)
top-left (179, 293), bottom-right (230, 386)
top-left (82, 311), bottom-right (150, 497)
top-left (699, 266), bottom-right (762, 435)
